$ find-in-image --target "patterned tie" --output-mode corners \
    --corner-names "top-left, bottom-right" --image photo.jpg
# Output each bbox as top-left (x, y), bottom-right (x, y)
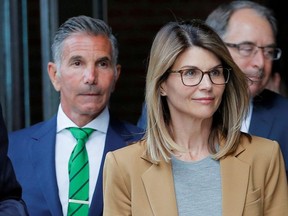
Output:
top-left (67, 127), bottom-right (94, 216)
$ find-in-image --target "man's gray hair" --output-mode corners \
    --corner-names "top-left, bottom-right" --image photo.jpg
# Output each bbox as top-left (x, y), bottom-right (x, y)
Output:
top-left (51, 15), bottom-right (118, 67)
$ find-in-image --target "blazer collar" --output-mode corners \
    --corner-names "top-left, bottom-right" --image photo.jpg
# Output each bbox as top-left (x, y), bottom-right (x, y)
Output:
top-left (220, 152), bottom-right (250, 216)
top-left (220, 135), bottom-right (250, 216)
top-left (141, 136), bottom-right (250, 216)
top-left (141, 159), bottom-right (178, 215)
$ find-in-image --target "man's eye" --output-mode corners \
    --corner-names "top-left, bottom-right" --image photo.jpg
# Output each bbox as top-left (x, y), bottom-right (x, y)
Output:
top-left (98, 60), bottom-right (112, 69)
top-left (99, 61), bottom-right (108, 67)
top-left (240, 45), bottom-right (253, 52)
top-left (264, 48), bottom-right (274, 55)
top-left (73, 61), bottom-right (81, 66)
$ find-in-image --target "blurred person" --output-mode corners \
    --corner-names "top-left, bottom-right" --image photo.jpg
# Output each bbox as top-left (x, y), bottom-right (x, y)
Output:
top-left (0, 103), bottom-right (28, 216)
top-left (103, 19), bottom-right (288, 216)
top-left (206, 0), bottom-right (288, 177)
top-left (8, 15), bottom-right (142, 216)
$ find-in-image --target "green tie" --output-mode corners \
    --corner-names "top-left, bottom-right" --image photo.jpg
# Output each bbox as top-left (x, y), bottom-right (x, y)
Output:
top-left (67, 127), bottom-right (94, 216)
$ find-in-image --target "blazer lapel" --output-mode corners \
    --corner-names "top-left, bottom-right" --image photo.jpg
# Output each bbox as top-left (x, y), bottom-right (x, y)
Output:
top-left (221, 146), bottom-right (250, 216)
top-left (142, 160), bottom-right (178, 216)
top-left (30, 116), bottom-right (63, 215)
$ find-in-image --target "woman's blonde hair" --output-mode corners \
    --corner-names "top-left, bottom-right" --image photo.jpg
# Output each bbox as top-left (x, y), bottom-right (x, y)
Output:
top-left (144, 19), bottom-right (249, 162)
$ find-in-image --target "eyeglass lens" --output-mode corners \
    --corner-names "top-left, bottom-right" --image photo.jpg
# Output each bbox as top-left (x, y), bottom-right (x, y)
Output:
top-left (226, 42), bottom-right (281, 60)
top-left (181, 67), bottom-right (229, 86)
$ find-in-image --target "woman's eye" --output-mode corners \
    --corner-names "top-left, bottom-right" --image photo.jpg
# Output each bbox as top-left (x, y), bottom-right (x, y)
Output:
top-left (210, 69), bottom-right (221, 76)
top-left (183, 69), bottom-right (196, 77)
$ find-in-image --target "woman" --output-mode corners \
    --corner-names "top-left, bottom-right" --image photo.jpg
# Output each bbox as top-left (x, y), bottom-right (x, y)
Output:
top-left (103, 20), bottom-right (288, 216)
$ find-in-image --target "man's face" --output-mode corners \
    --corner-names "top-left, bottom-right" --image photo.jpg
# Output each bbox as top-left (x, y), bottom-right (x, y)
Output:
top-left (48, 33), bottom-right (120, 126)
top-left (223, 8), bottom-right (275, 97)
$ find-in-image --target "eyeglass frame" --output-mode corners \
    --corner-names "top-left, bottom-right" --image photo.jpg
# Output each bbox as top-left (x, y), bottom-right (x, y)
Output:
top-left (225, 42), bottom-right (282, 60)
top-left (168, 66), bottom-right (231, 87)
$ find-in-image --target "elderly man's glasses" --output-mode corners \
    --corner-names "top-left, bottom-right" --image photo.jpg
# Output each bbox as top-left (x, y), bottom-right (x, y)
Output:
top-left (169, 66), bottom-right (230, 87)
top-left (225, 42), bottom-right (282, 60)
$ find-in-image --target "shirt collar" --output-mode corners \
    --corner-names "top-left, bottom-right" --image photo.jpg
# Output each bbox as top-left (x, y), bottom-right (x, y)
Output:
top-left (56, 105), bottom-right (109, 134)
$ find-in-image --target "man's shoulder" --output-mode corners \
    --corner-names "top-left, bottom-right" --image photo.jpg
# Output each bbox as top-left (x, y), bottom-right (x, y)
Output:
top-left (253, 89), bottom-right (288, 111)
top-left (9, 115), bottom-right (57, 139)
top-left (109, 117), bottom-right (144, 141)
top-left (109, 117), bottom-right (143, 132)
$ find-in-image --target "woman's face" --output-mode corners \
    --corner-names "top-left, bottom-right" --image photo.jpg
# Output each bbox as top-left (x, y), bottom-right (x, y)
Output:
top-left (160, 46), bottom-right (226, 122)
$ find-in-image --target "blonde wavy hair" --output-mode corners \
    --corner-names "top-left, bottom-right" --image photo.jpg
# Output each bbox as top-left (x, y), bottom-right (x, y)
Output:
top-left (144, 19), bottom-right (249, 162)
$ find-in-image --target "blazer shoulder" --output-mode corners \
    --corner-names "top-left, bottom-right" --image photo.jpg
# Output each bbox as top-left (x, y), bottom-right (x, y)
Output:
top-left (105, 140), bottom-right (151, 177)
top-left (241, 134), bottom-right (279, 151)
top-left (111, 139), bottom-right (146, 159)
top-left (239, 134), bottom-right (281, 162)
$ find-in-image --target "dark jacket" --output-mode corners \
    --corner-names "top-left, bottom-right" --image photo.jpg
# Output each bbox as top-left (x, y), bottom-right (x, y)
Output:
top-left (0, 104), bottom-right (28, 216)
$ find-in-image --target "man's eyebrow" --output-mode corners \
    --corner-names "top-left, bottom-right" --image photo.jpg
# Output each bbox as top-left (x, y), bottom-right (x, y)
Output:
top-left (96, 56), bottom-right (112, 63)
top-left (239, 41), bottom-right (277, 47)
top-left (68, 55), bottom-right (83, 63)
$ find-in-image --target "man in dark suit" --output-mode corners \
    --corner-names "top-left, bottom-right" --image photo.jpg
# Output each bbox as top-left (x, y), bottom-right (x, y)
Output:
top-left (205, 1), bottom-right (288, 177)
top-left (0, 103), bottom-right (28, 215)
top-left (8, 16), bottom-right (143, 216)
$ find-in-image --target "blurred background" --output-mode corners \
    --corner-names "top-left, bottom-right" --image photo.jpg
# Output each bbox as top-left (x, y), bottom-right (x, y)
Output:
top-left (1, 0), bottom-right (286, 131)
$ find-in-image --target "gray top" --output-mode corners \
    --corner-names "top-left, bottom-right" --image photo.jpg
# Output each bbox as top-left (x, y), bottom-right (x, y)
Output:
top-left (172, 156), bottom-right (222, 216)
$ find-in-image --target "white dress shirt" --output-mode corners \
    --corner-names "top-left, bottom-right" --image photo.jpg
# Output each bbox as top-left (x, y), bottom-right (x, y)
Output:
top-left (241, 99), bottom-right (253, 133)
top-left (55, 105), bottom-right (109, 215)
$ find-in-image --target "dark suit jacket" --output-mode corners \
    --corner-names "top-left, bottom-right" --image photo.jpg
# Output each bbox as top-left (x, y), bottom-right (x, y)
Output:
top-left (250, 89), bottom-right (288, 176)
top-left (0, 104), bottom-right (28, 215)
top-left (8, 114), bottom-right (143, 216)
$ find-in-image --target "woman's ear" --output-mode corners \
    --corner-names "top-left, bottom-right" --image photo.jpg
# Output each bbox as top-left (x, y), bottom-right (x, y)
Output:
top-left (160, 85), bottom-right (167, 96)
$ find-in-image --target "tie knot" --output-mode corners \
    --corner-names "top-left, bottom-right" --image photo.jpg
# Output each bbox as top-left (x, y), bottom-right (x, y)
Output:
top-left (68, 127), bottom-right (94, 142)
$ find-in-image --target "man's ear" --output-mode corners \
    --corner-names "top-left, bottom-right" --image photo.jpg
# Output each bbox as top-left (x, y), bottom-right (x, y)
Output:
top-left (47, 62), bottom-right (61, 92)
top-left (111, 64), bottom-right (121, 92)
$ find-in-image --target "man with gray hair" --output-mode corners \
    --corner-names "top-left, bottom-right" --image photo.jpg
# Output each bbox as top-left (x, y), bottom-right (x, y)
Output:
top-left (8, 15), bottom-right (143, 216)
top-left (206, 0), bottom-right (288, 177)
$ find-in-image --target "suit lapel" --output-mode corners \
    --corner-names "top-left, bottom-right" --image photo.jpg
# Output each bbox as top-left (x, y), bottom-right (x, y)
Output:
top-left (29, 116), bottom-right (63, 215)
top-left (249, 92), bottom-right (273, 137)
top-left (89, 119), bottom-right (139, 216)
top-left (221, 147), bottom-right (250, 216)
top-left (142, 160), bottom-right (178, 216)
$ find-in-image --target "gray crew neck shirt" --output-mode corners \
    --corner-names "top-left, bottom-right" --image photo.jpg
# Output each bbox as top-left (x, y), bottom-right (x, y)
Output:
top-left (171, 156), bottom-right (222, 216)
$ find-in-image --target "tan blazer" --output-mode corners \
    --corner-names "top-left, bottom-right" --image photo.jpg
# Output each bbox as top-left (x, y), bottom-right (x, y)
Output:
top-left (103, 134), bottom-right (288, 216)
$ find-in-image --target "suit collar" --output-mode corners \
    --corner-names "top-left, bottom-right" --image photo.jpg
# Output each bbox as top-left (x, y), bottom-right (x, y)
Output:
top-left (29, 115), bottom-right (63, 215)
top-left (249, 89), bottom-right (277, 136)
top-left (249, 100), bottom-right (273, 137)
top-left (89, 118), bottom-right (143, 216)
top-left (89, 121), bottom-right (128, 216)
